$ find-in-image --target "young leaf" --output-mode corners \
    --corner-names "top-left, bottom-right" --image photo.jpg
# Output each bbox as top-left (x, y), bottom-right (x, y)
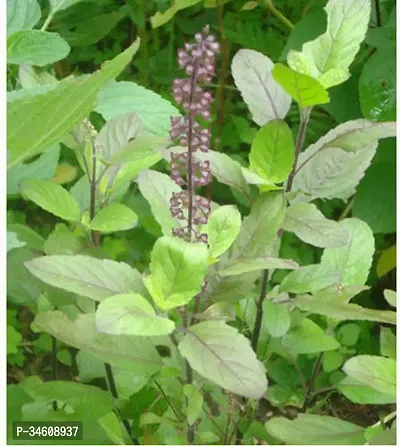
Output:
top-left (20, 179), bottom-right (81, 222)
top-left (287, 0), bottom-right (371, 89)
top-left (338, 376), bottom-right (396, 405)
top-left (34, 312), bottom-right (162, 373)
top-left (96, 81), bottom-right (180, 137)
top-left (7, 0), bottom-right (41, 36)
top-left (282, 319), bottom-right (339, 355)
top-left (231, 49), bottom-right (291, 126)
top-left (179, 321), bottom-right (268, 399)
top-left (144, 236), bottom-right (208, 311)
top-left (137, 170), bottom-right (183, 236)
top-left (207, 205), bottom-right (241, 260)
top-left (86, 204), bottom-right (138, 233)
top-left (229, 191), bottom-right (286, 261)
top-left (7, 40), bottom-right (140, 168)
top-left (262, 300), bottom-right (291, 338)
top-left (321, 218), bottom-right (374, 286)
top-left (265, 414), bottom-right (365, 445)
top-left (44, 224), bottom-right (83, 255)
top-left (280, 264), bottom-right (341, 294)
top-left (7, 30), bottom-right (70, 66)
top-left (218, 257), bottom-right (299, 277)
top-left (183, 384), bottom-right (203, 426)
top-left (342, 355), bottom-right (396, 398)
top-left (25, 255), bottom-right (144, 301)
top-left (272, 64), bottom-right (329, 106)
top-left (292, 296), bottom-right (396, 325)
top-left (96, 293), bottom-right (175, 336)
top-left (249, 120), bottom-right (295, 184)
top-left (282, 202), bottom-right (349, 248)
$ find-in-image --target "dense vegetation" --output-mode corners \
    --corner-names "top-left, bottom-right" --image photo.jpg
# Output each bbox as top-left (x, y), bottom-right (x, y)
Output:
top-left (7, 0), bottom-right (396, 445)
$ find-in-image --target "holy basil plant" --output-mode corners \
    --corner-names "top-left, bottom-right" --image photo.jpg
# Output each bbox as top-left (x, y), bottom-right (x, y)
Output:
top-left (7, 0), bottom-right (396, 444)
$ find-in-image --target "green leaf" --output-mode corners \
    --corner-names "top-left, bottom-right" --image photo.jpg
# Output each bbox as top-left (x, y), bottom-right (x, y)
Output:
top-left (144, 236), bottom-right (208, 311)
top-left (380, 328), bottom-right (395, 359)
top-left (7, 40), bottom-right (140, 168)
top-left (280, 264), bottom-right (341, 294)
top-left (7, 145), bottom-right (60, 195)
top-left (336, 323), bottom-right (361, 346)
top-left (7, 232), bottom-right (26, 252)
top-left (150, 0), bottom-right (202, 28)
top-left (44, 224), bottom-right (83, 255)
top-left (265, 414), bottom-right (365, 445)
top-left (7, 0), bottom-right (41, 36)
top-left (282, 202), bottom-right (349, 248)
top-left (183, 384), bottom-right (203, 426)
top-left (49, 0), bottom-right (85, 12)
top-left (262, 300), bottom-right (291, 338)
top-left (231, 49), bottom-right (291, 126)
top-left (207, 205), bottom-right (241, 260)
top-left (383, 289), bottom-right (396, 308)
top-left (35, 312), bottom-right (162, 373)
top-left (98, 411), bottom-right (132, 446)
top-left (282, 318), bottom-right (339, 355)
top-left (353, 161), bottom-right (396, 234)
top-left (322, 351), bottom-right (343, 373)
top-left (25, 255), bottom-right (144, 301)
top-left (287, 0), bottom-right (371, 89)
top-left (20, 179), bottom-right (81, 222)
top-left (96, 293), bottom-right (175, 336)
top-left (7, 223), bottom-right (45, 251)
top-left (137, 170), bottom-right (183, 236)
top-left (342, 355), bottom-right (396, 398)
top-left (86, 204), bottom-right (138, 233)
top-left (96, 81), bottom-right (179, 137)
top-left (292, 296), bottom-right (396, 325)
top-left (321, 218), bottom-right (374, 286)
top-left (219, 257), bottom-right (299, 277)
top-left (359, 50), bottom-right (395, 122)
top-left (7, 325), bottom-right (22, 355)
top-left (19, 64), bottom-right (58, 88)
top-left (7, 30), bottom-right (70, 66)
top-left (110, 136), bottom-right (167, 166)
top-left (249, 120), bottom-right (294, 184)
top-left (272, 64), bottom-right (329, 106)
top-left (338, 376), bottom-right (396, 405)
top-left (229, 192), bottom-right (286, 261)
top-left (179, 321), bottom-right (268, 399)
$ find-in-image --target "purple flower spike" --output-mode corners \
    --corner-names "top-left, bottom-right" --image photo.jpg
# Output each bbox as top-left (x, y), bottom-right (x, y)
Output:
top-left (168, 26), bottom-right (219, 243)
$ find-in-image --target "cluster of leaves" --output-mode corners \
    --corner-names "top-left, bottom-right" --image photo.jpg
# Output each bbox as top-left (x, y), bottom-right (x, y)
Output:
top-left (7, 0), bottom-right (396, 445)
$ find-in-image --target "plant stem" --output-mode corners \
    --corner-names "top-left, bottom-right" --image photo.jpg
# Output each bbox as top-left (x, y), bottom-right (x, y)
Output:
top-left (51, 336), bottom-right (57, 411)
top-left (286, 107), bottom-right (311, 193)
top-left (302, 352), bottom-right (323, 412)
top-left (261, 0), bottom-right (295, 30)
top-left (338, 196), bottom-right (354, 221)
top-left (154, 380), bottom-right (183, 422)
top-left (374, 0), bottom-right (382, 27)
top-left (251, 270), bottom-right (269, 352)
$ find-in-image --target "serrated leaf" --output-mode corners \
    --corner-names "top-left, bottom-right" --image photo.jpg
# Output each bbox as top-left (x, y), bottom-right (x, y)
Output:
top-left (321, 218), bottom-right (374, 286)
top-left (20, 179), bottom-right (81, 222)
top-left (272, 63), bottom-right (329, 106)
top-left (282, 202), bottom-right (349, 248)
top-left (338, 376), bottom-right (395, 405)
top-left (34, 311), bottom-right (162, 373)
top-left (96, 81), bottom-right (179, 137)
top-left (86, 204), bottom-right (138, 233)
top-left (179, 321), bottom-right (268, 399)
top-left (207, 205), bottom-right (241, 260)
top-left (262, 300), bottom-right (291, 338)
top-left (265, 414), bottom-right (365, 445)
top-left (219, 257), bottom-right (299, 277)
top-left (287, 0), bottom-right (371, 89)
top-left (144, 236), bottom-right (208, 311)
top-left (137, 170), bottom-right (183, 236)
top-left (249, 120), bottom-right (294, 184)
top-left (96, 293), bottom-right (175, 336)
top-left (342, 355), bottom-right (395, 398)
top-left (25, 255), bottom-right (144, 301)
top-left (183, 384), bottom-right (203, 426)
top-left (7, 0), bottom-right (41, 36)
top-left (292, 296), bottom-right (396, 325)
top-left (280, 264), bottom-right (341, 294)
top-left (7, 40), bottom-right (140, 168)
top-left (232, 49), bottom-right (291, 126)
top-left (282, 318), bottom-right (339, 355)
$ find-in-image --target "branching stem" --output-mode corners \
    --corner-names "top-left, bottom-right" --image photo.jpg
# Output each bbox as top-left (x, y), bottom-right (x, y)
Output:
top-left (261, 0), bottom-right (295, 30)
